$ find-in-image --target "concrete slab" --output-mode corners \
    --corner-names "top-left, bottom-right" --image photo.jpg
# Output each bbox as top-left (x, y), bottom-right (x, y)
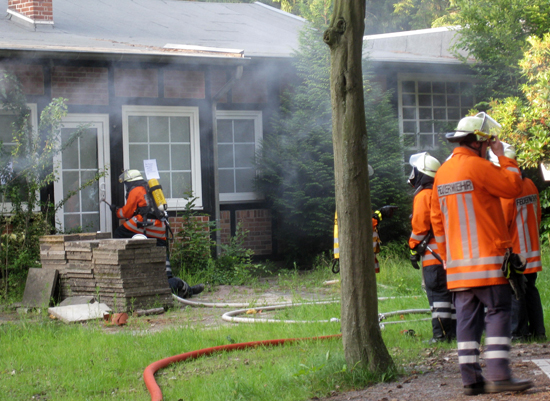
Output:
top-left (59, 296), bottom-right (96, 307)
top-left (21, 268), bottom-right (58, 308)
top-left (48, 303), bottom-right (111, 323)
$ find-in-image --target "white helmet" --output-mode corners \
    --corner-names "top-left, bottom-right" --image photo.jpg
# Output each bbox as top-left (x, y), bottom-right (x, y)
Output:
top-left (488, 142), bottom-right (516, 166)
top-left (132, 234), bottom-right (148, 240)
top-left (119, 169), bottom-right (143, 183)
top-left (445, 112), bottom-right (502, 143)
top-left (368, 165), bottom-right (374, 177)
top-left (409, 152), bottom-right (441, 178)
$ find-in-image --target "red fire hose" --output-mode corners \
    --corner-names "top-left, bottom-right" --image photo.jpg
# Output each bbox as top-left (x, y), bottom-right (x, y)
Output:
top-left (143, 334), bottom-right (341, 401)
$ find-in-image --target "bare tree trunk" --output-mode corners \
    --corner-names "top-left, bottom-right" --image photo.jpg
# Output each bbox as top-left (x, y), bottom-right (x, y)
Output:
top-left (323, 1), bottom-right (394, 372)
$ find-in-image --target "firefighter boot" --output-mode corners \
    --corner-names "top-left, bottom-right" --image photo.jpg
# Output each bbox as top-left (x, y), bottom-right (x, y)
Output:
top-left (190, 284), bottom-right (205, 296)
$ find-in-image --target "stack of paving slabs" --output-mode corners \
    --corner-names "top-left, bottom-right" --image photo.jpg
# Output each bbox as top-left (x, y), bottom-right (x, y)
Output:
top-left (92, 238), bottom-right (172, 311)
top-left (39, 234), bottom-right (173, 311)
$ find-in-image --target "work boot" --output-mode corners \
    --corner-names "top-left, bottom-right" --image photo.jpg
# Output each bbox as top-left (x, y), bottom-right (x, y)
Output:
top-left (190, 284), bottom-right (205, 296)
top-left (484, 378), bottom-right (533, 393)
top-left (463, 382), bottom-right (485, 396)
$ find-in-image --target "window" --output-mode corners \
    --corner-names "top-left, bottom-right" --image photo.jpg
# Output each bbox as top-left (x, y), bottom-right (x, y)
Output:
top-left (216, 111), bottom-right (262, 202)
top-left (0, 104), bottom-right (38, 212)
top-left (122, 106), bottom-right (202, 209)
top-left (398, 74), bottom-right (475, 162)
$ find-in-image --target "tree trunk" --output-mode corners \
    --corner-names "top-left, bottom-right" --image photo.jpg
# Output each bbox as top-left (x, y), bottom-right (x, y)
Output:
top-left (323, 1), bottom-right (394, 373)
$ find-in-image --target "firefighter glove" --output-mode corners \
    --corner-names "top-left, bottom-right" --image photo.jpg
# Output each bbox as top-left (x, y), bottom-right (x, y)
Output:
top-left (109, 203), bottom-right (117, 213)
top-left (501, 250), bottom-right (527, 300)
top-left (373, 210), bottom-right (382, 222)
top-left (379, 205), bottom-right (398, 219)
top-left (409, 248), bottom-right (420, 269)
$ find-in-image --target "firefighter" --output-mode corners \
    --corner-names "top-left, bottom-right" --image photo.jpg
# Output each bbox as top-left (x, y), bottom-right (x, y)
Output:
top-left (408, 152), bottom-right (456, 343)
top-left (333, 165), bottom-right (396, 273)
top-left (489, 147), bottom-right (546, 341)
top-left (111, 169), bottom-right (204, 298)
top-left (431, 112), bottom-right (532, 395)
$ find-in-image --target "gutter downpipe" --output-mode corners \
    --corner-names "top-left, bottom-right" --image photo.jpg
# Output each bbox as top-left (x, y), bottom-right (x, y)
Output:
top-left (211, 65), bottom-right (243, 255)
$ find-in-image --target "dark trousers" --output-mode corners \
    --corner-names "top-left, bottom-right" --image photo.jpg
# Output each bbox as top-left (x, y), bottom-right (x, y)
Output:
top-left (511, 272), bottom-right (546, 338)
top-left (453, 285), bottom-right (512, 386)
top-left (424, 264), bottom-right (456, 339)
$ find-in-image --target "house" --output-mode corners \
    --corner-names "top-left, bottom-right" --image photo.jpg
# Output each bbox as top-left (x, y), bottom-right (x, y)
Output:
top-left (0, 0), bottom-right (306, 256)
top-left (363, 26), bottom-right (476, 163)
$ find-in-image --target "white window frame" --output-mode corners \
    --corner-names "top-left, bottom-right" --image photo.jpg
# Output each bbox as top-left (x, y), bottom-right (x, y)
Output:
top-left (0, 103), bottom-right (38, 214)
top-left (53, 114), bottom-right (111, 233)
top-left (398, 73), bottom-right (477, 153)
top-left (216, 110), bottom-right (263, 203)
top-left (122, 105), bottom-right (202, 209)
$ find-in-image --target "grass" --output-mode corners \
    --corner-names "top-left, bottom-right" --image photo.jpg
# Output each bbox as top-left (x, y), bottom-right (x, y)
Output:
top-left (1, 245), bottom-right (548, 400)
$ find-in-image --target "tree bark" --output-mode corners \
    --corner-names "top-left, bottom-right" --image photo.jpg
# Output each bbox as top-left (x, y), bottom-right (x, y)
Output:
top-left (324, 1), bottom-right (394, 373)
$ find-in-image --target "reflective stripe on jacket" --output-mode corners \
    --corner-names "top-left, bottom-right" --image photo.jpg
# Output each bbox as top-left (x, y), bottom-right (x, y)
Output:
top-left (116, 186), bottom-right (166, 240)
top-left (430, 147), bottom-right (523, 289)
top-left (409, 187), bottom-right (440, 268)
top-left (501, 177), bottom-right (542, 274)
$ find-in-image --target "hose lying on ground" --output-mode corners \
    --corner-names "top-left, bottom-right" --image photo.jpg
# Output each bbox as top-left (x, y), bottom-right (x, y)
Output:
top-left (143, 294), bottom-right (430, 400)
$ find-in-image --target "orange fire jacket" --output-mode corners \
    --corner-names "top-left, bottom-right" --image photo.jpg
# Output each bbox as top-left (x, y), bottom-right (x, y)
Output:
top-left (116, 186), bottom-right (166, 240)
top-left (409, 188), bottom-right (440, 268)
top-left (430, 146), bottom-right (523, 289)
top-left (501, 177), bottom-right (542, 275)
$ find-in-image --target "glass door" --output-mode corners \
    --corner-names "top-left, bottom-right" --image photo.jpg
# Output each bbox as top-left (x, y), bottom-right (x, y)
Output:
top-left (54, 114), bottom-right (111, 233)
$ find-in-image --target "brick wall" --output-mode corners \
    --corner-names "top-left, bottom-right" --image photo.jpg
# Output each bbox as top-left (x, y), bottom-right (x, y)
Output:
top-left (164, 70), bottom-right (205, 99)
top-left (210, 69), bottom-right (228, 102)
top-left (220, 210), bottom-right (231, 245)
top-left (0, 64), bottom-right (44, 95)
top-left (236, 209), bottom-right (272, 255)
top-left (8, 0), bottom-right (53, 22)
top-left (51, 66), bottom-right (109, 105)
top-left (232, 70), bottom-right (267, 104)
top-left (114, 68), bottom-right (158, 98)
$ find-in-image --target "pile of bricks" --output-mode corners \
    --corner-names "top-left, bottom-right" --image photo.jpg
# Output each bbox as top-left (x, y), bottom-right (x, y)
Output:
top-left (39, 233), bottom-right (173, 311)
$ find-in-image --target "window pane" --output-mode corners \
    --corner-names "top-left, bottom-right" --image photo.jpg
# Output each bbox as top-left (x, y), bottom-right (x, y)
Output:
top-left (403, 108), bottom-right (416, 119)
top-left (150, 145), bottom-right (170, 171)
top-left (219, 169), bottom-right (235, 193)
top-left (0, 115), bottom-right (16, 143)
top-left (129, 116), bottom-right (147, 142)
top-left (170, 117), bottom-right (190, 142)
top-left (419, 95), bottom-right (431, 107)
top-left (81, 170), bottom-right (99, 212)
top-left (419, 108), bottom-right (432, 120)
top-left (419, 121), bottom-right (433, 132)
top-left (171, 144), bottom-right (191, 170)
top-left (420, 134), bottom-right (435, 148)
top-left (63, 171), bottom-right (80, 213)
top-left (236, 169), bottom-right (255, 192)
top-left (159, 172), bottom-right (171, 198)
top-left (129, 145), bottom-right (149, 170)
top-left (418, 81), bottom-right (431, 93)
top-left (402, 94), bottom-right (416, 106)
top-left (433, 108), bottom-right (446, 120)
top-left (149, 116), bottom-right (169, 142)
top-left (82, 213), bottom-right (100, 232)
top-left (64, 214), bottom-right (81, 231)
top-left (219, 144), bottom-right (234, 168)
top-left (403, 121), bottom-right (416, 133)
top-left (172, 172), bottom-right (191, 198)
top-left (403, 134), bottom-right (417, 148)
top-left (235, 144), bottom-right (255, 168)
top-left (61, 128), bottom-right (79, 169)
top-left (447, 95), bottom-right (459, 107)
top-left (80, 129), bottom-right (98, 169)
top-left (447, 82), bottom-right (459, 94)
top-left (432, 82), bottom-right (445, 93)
top-left (218, 120), bottom-right (233, 143)
top-left (234, 120), bottom-right (255, 142)
top-left (447, 108), bottom-right (460, 120)
top-left (461, 96), bottom-right (474, 108)
top-left (402, 81), bottom-right (415, 93)
top-left (433, 95), bottom-right (445, 106)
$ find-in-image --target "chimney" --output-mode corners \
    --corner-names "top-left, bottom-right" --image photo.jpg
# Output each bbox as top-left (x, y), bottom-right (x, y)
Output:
top-left (7, 0), bottom-right (54, 28)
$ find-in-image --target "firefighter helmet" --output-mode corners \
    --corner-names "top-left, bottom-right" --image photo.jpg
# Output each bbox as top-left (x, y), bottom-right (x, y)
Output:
top-left (119, 169), bottom-right (143, 183)
top-left (445, 112), bottom-right (502, 143)
top-left (368, 164), bottom-right (374, 177)
top-left (409, 152), bottom-right (441, 178)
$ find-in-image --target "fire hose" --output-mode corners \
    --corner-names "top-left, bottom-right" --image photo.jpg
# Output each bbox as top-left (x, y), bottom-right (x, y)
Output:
top-left (143, 295), bottom-right (430, 400)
